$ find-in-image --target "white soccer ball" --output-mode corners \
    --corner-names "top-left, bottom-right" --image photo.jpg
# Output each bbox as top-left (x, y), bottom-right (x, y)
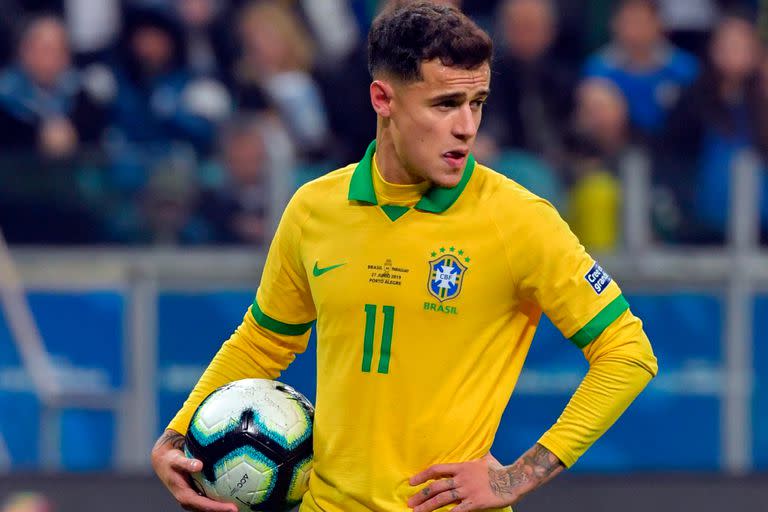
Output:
top-left (184, 379), bottom-right (314, 511)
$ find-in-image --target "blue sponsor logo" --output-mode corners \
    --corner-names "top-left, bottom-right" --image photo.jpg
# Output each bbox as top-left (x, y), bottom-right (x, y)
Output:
top-left (584, 262), bottom-right (612, 295)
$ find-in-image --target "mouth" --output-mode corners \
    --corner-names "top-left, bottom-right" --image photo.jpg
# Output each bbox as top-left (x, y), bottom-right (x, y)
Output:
top-left (442, 149), bottom-right (468, 168)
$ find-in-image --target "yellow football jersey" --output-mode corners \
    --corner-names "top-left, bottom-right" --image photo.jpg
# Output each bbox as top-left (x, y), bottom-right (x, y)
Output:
top-left (252, 141), bottom-right (628, 511)
top-left (168, 140), bottom-right (653, 511)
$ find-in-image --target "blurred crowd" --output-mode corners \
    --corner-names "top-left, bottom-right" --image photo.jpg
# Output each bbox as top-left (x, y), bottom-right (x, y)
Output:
top-left (0, 0), bottom-right (766, 247)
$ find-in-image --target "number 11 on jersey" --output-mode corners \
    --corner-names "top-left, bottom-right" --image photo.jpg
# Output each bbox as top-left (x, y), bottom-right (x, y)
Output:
top-left (362, 304), bottom-right (395, 374)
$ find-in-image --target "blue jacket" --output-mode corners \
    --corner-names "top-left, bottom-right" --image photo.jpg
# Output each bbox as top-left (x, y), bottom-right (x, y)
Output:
top-left (0, 66), bottom-right (106, 149)
top-left (584, 43), bottom-right (699, 134)
top-left (109, 66), bottom-right (216, 153)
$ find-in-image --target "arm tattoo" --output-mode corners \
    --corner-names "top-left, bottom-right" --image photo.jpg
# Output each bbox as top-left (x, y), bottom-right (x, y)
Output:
top-left (155, 430), bottom-right (185, 451)
top-left (488, 443), bottom-right (565, 499)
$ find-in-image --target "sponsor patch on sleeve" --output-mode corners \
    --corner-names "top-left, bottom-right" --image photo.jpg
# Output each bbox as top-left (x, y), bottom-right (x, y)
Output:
top-left (584, 262), bottom-right (612, 295)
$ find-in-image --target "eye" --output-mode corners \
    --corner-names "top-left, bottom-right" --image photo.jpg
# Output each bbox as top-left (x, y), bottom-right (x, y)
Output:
top-left (435, 99), bottom-right (460, 110)
top-left (470, 99), bottom-right (487, 110)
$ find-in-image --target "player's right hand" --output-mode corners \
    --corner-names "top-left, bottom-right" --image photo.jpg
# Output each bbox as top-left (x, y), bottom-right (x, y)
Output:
top-left (151, 429), bottom-right (238, 512)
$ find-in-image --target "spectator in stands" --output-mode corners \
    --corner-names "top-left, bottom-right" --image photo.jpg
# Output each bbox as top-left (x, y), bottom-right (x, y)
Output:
top-left (314, 40), bottom-right (375, 165)
top-left (0, 15), bottom-right (107, 244)
top-left (661, 12), bottom-right (768, 243)
top-left (483, 0), bottom-right (575, 164)
top-left (572, 78), bottom-right (631, 162)
top-left (233, 1), bottom-right (331, 159)
top-left (107, 6), bottom-right (230, 166)
top-left (173, 0), bottom-right (235, 80)
top-left (105, 150), bottom-right (212, 245)
top-left (198, 116), bottom-right (272, 245)
top-left (298, 0), bottom-right (360, 63)
top-left (0, 15), bottom-right (107, 159)
top-left (584, 0), bottom-right (699, 138)
top-left (138, 157), bottom-right (211, 245)
top-left (565, 78), bottom-right (630, 251)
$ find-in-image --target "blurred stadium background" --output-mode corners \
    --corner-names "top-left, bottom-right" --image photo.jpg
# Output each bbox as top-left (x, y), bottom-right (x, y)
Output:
top-left (1, 0), bottom-right (768, 510)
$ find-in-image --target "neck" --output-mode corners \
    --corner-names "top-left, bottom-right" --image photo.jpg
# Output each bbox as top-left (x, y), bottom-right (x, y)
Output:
top-left (23, 70), bottom-right (56, 91)
top-left (599, 130), bottom-right (627, 156)
top-left (375, 122), bottom-right (427, 185)
top-left (625, 45), bottom-right (656, 69)
top-left (720, 77), bottom-right (746, 101)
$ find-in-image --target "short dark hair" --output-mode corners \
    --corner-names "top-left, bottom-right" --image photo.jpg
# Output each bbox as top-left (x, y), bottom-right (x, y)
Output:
top-left (367, 2), bottom-right (492, 82)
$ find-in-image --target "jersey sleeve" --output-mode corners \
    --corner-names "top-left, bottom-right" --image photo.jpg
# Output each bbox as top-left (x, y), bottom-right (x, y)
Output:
top-left (166, 191), bottom-right (316, 435)
top-left (507, 196), bottom-right (628, 347)
top-left (166, 307), bottom-right (313, 435)
top-left (536, 309), bottom-right (658, 467)
top-left (251, 188), bottom-right (316, 334)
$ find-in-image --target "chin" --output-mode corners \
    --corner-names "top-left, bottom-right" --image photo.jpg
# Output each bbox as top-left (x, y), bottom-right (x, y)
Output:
top-left (431, 172), bottom-right (463, 189)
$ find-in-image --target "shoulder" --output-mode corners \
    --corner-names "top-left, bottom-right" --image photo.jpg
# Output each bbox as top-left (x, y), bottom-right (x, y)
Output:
top-left (666, 47), bottom-right (700, 80)
top-left (294, 163), bottom-right (355, 199)
top-left (471, 163), bottom-right (558, 221)
top-left (0, 68), bottom-right (24, 99)
top-left (583, 45), bottom-right (620, 75)
top-left (471, 164), bottom-right (575, 263)
top-left (285, 162), bottom-right (357, 216)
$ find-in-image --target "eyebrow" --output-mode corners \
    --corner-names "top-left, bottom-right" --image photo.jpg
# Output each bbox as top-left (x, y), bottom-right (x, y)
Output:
top-left (430, 90), bottom-right (491, 103)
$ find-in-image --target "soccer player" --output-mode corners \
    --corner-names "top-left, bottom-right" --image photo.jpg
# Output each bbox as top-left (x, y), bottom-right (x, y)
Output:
top-left (152, 3), bottom-right (658, 511)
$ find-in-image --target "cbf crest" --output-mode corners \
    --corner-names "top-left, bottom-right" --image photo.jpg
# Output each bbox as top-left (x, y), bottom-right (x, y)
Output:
top-left (427, 246), bottom-right (470, 302)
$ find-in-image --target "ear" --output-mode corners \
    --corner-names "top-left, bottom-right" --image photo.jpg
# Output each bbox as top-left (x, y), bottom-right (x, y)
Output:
top-left (370, 80), bottom-right (394, 117)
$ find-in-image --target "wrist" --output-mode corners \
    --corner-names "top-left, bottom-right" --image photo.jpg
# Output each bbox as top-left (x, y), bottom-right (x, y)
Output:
top-left (488, 465), bottom-right (533, 505)
top-left (488, 444), bottom-right (565, 505)
top-left (153, 429), bottom-right (185, 453)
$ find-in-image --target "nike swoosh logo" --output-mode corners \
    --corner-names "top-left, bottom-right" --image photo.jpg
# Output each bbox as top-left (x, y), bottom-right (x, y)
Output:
top-left (313, 262), bottom-right (346, 277)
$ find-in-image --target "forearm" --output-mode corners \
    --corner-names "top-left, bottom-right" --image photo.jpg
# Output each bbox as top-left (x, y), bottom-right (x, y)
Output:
top-left (490, 443), bottom-right (565, 503)
top-left (167, 307), bottom-right (310, 434)
top-left (539, 310), bottom-right (657, 467)
top-left (538, 356), bottom-right (653, 466)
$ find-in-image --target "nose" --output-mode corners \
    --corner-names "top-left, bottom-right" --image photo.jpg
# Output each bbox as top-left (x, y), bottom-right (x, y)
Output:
top-left (452, 105), bottom-right (477, 141)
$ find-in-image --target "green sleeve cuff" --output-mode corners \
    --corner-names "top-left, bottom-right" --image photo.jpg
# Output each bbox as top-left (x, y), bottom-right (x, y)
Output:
top-left (569, 295), bottom-right (630, 348)
top-left (251, 299), bottom-right (315, 336)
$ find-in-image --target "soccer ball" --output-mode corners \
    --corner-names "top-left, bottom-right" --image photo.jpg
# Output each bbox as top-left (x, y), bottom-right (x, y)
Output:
top-left (184, 379), bottom-right (314, 511)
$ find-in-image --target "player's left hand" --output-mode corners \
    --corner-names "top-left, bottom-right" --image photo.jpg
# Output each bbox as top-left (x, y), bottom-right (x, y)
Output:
top-left (407, 453), bottom-right (515, 512)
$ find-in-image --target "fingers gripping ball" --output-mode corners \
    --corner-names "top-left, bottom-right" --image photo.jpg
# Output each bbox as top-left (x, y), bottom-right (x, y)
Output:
top-left (184, 379), bottom-right (314, 511)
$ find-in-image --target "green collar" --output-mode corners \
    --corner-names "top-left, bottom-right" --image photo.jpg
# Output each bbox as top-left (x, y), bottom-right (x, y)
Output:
top-left (347, 140), bottom-right (476, 213)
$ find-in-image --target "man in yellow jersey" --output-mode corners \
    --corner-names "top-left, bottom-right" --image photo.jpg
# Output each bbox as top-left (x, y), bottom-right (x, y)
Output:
top-left (152, 3), bottom-right (658, 512)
